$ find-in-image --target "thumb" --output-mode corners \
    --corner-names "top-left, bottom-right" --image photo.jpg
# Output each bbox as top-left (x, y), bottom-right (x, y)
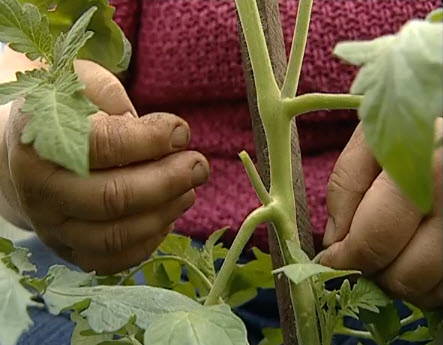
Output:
top-left (74, 60), bottom-right (137, 117)
top-left (323, 123), bottom-right (381, 247)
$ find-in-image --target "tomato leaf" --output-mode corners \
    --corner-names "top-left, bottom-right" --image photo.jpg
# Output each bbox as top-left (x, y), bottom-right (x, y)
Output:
top-left (274, 263), bottom-right (359, 285)
top-left (258, 328), bottom-right (283, 345)
top-left (144, 304), bottom-right (248, 345)
top-left (335, 20), bottom-right (443, 212)
top-left (47, 0), bottom-right (131, 73)
top-left (0, 0), bottom-right (53, 62)
top-left (399, 326), bottom-right (432, 342)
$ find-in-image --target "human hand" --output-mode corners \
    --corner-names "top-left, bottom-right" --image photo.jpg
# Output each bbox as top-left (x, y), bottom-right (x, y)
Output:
top-left (321, 119), bottom-right (442, 309)
top-left (0, 60), bottom-right (209, 274)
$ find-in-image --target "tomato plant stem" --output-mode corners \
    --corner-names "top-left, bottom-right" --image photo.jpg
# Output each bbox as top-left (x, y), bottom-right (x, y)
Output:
top-left (205, 206), bottom-right (273, 306)
top-left (281, 0), bottom-right (314, 98)
top-left (284, 93), bottom-right (363, 118)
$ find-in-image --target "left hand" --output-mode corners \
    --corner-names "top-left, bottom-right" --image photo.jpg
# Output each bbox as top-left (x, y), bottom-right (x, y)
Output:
top-left (321, 118), bottom-right (442, 310)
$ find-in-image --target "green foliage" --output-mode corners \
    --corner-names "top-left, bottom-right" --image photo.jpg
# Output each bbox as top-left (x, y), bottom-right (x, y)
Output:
top-left (426, 8), bottom-right (443, 23)
top-left (334, 19), bottom-right (443, 212)
top-left (0, 0), bottom-right (53, 62)
top-left (20, 70), bottom-right (97, 175)
top-left (0, 254), bottom-right (39, 345)
top-left (359, 303), bottom-right (401, 343)
top-left (398, 326), bottom-right (432, 342)
top-left (143, 305), bottom-right (247, 345)
top-left (275, 262), bottom-right (359, 285)
top-left (47, 0), bottom-right (131, 73)
top-left (71, 312), bottom-right (113, 345)
top-left (258, 328), bottom-right (283, 345)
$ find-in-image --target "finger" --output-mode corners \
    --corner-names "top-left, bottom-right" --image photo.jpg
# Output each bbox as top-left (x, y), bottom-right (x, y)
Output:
top-left (59, 190), bottom-right (195, 254)
top-left (70, 226), bottom-right (173, 275)
top-left (323, 123), bottom-right (381, 247)
top-left (89, 112), bottom-right (191, 169)
top-left (11, 148), bottom-right (209, 221)
top-left (376, 216), bottom-right (443, 308)
top-left (321, 171), bottom-right (422, 274)
top-left (74, 60), bottom-right (137, 117)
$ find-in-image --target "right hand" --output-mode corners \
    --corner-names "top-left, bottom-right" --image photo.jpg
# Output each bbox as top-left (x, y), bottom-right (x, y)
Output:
top-left (0, 60), bottom-right (209, 274)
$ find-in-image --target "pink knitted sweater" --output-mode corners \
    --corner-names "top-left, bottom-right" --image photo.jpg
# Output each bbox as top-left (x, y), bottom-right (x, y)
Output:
top-left (110, 0), bottom-right (439, 252)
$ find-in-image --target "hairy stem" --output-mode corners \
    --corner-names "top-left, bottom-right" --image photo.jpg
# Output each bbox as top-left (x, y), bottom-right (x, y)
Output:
top-left (121, 255), bottom-right (212, 292)
top-left (281, 0), bottom-right (314, 98)
top-left (284, 93), bottom-right (363, 118)
top-left (239, 150), bottom-right (272, 205)
top-left (205, 206), bottom-right (273, 306)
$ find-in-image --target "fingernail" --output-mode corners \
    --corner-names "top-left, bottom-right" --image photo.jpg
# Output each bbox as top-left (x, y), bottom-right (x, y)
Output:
top-left (171, 125), bottom-right (189, 148)
top-left (191, 162), bottom-right (208, 186)
top-left (322, 216), bottom-right (336, 248)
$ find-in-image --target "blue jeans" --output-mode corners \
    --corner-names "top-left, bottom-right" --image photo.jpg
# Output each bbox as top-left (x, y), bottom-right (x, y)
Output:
top-left (15, 237), bottom-right (420, 345)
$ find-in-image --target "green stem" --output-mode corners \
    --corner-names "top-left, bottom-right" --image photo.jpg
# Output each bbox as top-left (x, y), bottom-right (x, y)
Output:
top-left (284, 93), bottom-right (363, 118)
top-left (239, 151), bottom-right (272, 205)
top-left (235, 0), bottom-right (280, 99)
top-left (205, 206), bottom-right (273, 306)
top-left (281, 0), bottom-right (314, 98)
top-left (121, 255), bottom-right (212, 292)
top-left (334, 322), bottom-right (374, 340)
top-left (367, 324), bottom-right (388, 345)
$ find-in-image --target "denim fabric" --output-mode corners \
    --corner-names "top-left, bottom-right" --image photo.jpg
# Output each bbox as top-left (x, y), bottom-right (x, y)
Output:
top-left (14, 237), bottom-right (422, 345)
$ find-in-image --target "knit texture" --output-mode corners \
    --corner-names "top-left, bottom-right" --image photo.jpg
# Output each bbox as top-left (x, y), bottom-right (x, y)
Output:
top-left (111, 0), bottom-right (440, 251)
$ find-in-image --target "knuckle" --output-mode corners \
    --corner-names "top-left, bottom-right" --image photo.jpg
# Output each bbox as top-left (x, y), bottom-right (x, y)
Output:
top-left (357, 237), bottom-right (386, 273)
top-left (105, 222), bottom-right (128, 253)
top-left (93, 119), bottom-right (127, 166)
top-left (102, 176), bottom-right (131, 217)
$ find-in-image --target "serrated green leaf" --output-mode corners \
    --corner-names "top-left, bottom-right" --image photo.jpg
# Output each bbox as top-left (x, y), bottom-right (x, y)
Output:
top-left (20, 70), bottom-right (97, 175)
top-left (199, 228), bottom-right (228, 282)
top-left (0, 237), bottom-right (14, 254)
top-left (52, 6), bottom-right (96, 71)
top-left (71, 312), bottom-right (114, 345)
top-left (143, 261), bottom-right (179, 289)
top-left (10, 247), bottom-right (36, 274)
top-left (43, 266), bottom-right (202, 334)
top-left (335, 20), bottom-right (443, 212)
top-left (47, 0), bottom-right (131, 73)
top-left (0, 256), bottom-right (40, 345)
top-left (399, 326), bottom-right (432, 342)
top-left (18, 0), bottom-right (57, 12)
top-left (274, 263), bottom-right (359, 285)
top-left (358, 302), bottom-right (401, 342)
top-left (144, 304), bottom-right (247, 345)
top-left (0, 69), bottom-right (48, 105)
top-left (350, 278), bottom-right (390, 313)
top-left (424, 310), bottom-right (443, 339)
top-left (0, 0), bottom-right (53, 62)
top-left (427, 8), bottom-right (443, 23)
top-left (258, 328), bottom-right (283, 345)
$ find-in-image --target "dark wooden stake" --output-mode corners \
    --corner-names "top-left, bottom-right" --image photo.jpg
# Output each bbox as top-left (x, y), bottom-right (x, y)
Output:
top-left (237, 1), bottom-right (315, 344)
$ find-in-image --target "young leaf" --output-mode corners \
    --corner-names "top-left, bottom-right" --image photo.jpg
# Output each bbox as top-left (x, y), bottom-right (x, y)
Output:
top-left (0, 69), bottom-right (48, 105)
top-left (43, 266), bottom-right (202, 334)
top-left (47, 0), bottom-right (131, 73)
top-left (0, 257), bottom-right (40, 345)
top-left (274, 263), bottom-right (359, 285)
top-left (237, 247), bottom-right (274, 289)
top-left (71, 312), bottom-right (114, 345)
top-left (427, 8), bottom-right (443, 23)
top-left (358, 302), bottom-right (401, 343)
top-left (52, 6), bottom-right (96, 71)
top-left (334, 20), bottom-right (443, 212)
top-left (286, 240), bottom-right (310, 263)
top-left (0, 237), bottom-right (14, 254)
top-left (199, 228), bottom-right (228, 282)
top-left (20, 70), bottom-right (98, 175)
top-left (258, 328), bottom-right (283, 345)
top-left (10, 247), bottom-right (36, 274)
top-left (0, 0), bottom-right (53, 62)
top-left (18, 0), bottom-right (57, 11)
top-left (399, 326), bottom-right (432, 342)
top-left (143, 305), bottom-right (248, 345)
